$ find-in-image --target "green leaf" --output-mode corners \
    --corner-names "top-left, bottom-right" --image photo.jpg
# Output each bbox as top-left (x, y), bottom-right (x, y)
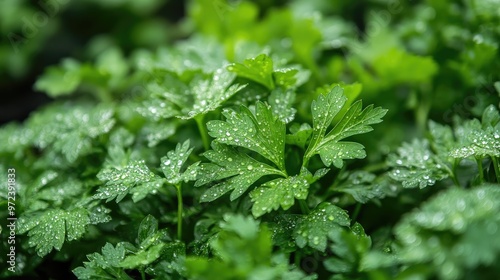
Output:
top-left (387, 140), bottom-right (449, 188)
top-left (18, 208), bottom-right (91, 257)
top-left (140, 121), bottom-right (176, 147)
top-left (228, 54), bottom-right (275, 89)
top-left (326, 100), bottom-right (387, 141)
top-left (250, 169), bottom-right (311, 218)
top-left (304, 85), bottom-right (387, 167)
top-left (73, 243), bottom-right (133, 280)
top-left (268, 87), bottom-right (296, 124)
top-left (294, 202), bottom-right (350, 252)
top-left (34, 58), bottom-right (82, 97)
top-left (161, 140), bottom-right (200, 186)
top-left (481, 104), bottom-right (500, 128)
top-left (109, 127), bottom-right (135, 148)
top-left (74, 215), bottom-right (177, 276)
top-left (138, 215), bottom-right (159, 245)
top-left (332, 83), bottom-right (363, 124)
top-left (219, 214), bottom-right (260, 240)
top-left (210, 215), bottom-right (271, 266)
top-left (185, 258), bottom-right (237, 280)
top-left (27, 104), bottom-right (115, 163)
top-left (334, 171), bottom-right (398, 204)
top-left (32, 178), bottom-right (84, 209)
top-left (87, 204), bottom-right (112, 225)
top-left (207, 102), bottom-right (286, 170)
top-left (186, 214), bottom-right (308, 279)
top-left (450, 109), bottom-right (500, 158)
top-left (273, 68), bottom-right (299, 89)
top-left (144, 242), bottom-right (186, 279)
top-left (306, 86), bottom-right (347, 158)
top-left (0, 123), bottom-right (34, 157)
top-left (197, 143), bottom-right (284, 202)
top-left (120, 243), bottom-right (166, 269)
top-left (268, 214), bottom-right (301, 250)
top-left (94, 243), bottom-right (127, 268)
top-left (138, 36), bottom-right (226, 75)
top-left (34, 48), bottom-right (128, 98)
top-left (286, 123), bottom-right (312, 149)
top-left (95, 47), bottom-right (128, 82)
top-left (372, 48), bottom-right (438, 84)
top-left (428, 120), bottom-right (455, 155)
top-left (180, 69), bottom-right (247, 119)
top-left (137, 72), bottom-right (188, 121)
top-left (318, 142), bottom-right (366, 169)
top-left (324, 223), bottom-right (371, 274)
top-left (94, 160), bottom-right (165, 202)
top-left (138, 68), bottom-right (245, 121)
top-left (395, 184), bottom-right (500, 280)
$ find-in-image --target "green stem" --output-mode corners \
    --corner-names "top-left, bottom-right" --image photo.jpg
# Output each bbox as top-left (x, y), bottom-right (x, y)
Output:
top-left (176, 184), bottom-right (183, 240)
top-left (450, 158), bottom-right (462, 187)
top-left (439, 159), bottom-right (460, 188)
top-left (416, 104), bottom-right (430, 133)
top-left (363, 162), bottom-right (387, 173)
top-left (140, 268), bottom-right (146, 280)
top-left (301, 157), bottom-right (310, 170)
top-left (476, 157), bottom-right (484, 184)
top-left (492, 157), bottom-right (500, 183)
top-left (351, 203), bottom-right (361, 223)
top-left (294, 251), bottom-right (302, 268)
top-left (415, 84), bottom-right (432, 133)
top-left (189, 152), bottom-right (202, 163)
top-left (299, 200), bottom-right (310, 214)
top-left (450, 173), bottom-right (461, 188)
top-left (195, 116), bottom-right (210, 151)
top-left (324, 167), bottom-right (346, 198)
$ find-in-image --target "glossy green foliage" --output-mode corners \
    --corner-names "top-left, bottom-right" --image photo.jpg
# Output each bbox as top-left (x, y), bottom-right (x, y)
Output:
top-left (207, 102), bottom-right (287, 170)
top-left (95, 140), bottom-right (198, 203)
top-left (304, 86), bottom-right (387, 167)
top-left (294, 202), bottom-right (350, 252)
top-left (388, 139), bottom-right (450, 189)
top-left (1, 0), bottom-right (500, 279)
top-left (388, 105), bottom-right (500, 189)
top-left (185, 214), bottom-right (314, 280)
top-left (138, 69), bottom-right (246, 120)
top-left (198, 85), bottom-right (384, 218)
top-left (18, 209), bottom-right (90, 257)
top-left (395, 185), bottom-right (500, 279)
top-left (73, 215), bottom-right (184, 279)
top-left (197, 142), bottom-right (284, 203)
top-left (27, 104), bottom-right (115, 163)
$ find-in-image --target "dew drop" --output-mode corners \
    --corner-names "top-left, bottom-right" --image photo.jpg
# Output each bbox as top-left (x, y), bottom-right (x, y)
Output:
top-left (313, 236), bottom-right (320, 245)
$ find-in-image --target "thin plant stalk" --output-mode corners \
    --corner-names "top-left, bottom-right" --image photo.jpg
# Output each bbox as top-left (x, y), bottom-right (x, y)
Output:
top-left (176, 184), bottom-right (183, 240)
top-left (476, 157), bottom-right (484, 184)
top-left (195, 116), bottom-right (210, 151)
top-left (492, 157), bottom-right (500, 183)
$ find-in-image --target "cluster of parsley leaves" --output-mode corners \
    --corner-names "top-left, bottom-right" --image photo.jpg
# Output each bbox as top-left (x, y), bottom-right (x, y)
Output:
top-left (1, 0), bottom-right (500, 279)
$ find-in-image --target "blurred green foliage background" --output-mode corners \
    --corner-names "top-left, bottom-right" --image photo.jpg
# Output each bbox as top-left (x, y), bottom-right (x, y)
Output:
top-left (2, 0), bottom-right (499, 142)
